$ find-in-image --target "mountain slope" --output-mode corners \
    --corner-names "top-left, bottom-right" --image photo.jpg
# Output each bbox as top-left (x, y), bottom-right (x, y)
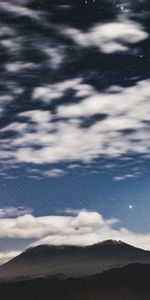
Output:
top-left (0, 240), bottom-right (150, 281)
top-left (0, 264), bottom-right (150, 300)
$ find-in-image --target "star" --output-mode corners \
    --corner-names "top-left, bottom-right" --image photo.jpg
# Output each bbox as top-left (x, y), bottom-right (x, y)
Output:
top-left (129, 205), bottom-right (133, 209)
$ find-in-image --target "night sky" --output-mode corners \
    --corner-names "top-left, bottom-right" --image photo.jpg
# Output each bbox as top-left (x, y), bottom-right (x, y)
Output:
top-left (0, 0), bottom-right (150, 262)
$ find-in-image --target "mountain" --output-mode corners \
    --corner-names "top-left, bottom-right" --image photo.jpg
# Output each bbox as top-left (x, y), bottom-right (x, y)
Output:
top-left (0, 264), bottom-right (150, 300)
top-left (0, 240), bottom-right (150, 281)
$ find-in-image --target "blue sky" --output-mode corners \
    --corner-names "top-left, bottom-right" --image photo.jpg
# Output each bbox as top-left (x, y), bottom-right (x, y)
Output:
top-left (0, 0), bottom-right (150, 262)
top-left (0, 162), bottom-right (150, 233)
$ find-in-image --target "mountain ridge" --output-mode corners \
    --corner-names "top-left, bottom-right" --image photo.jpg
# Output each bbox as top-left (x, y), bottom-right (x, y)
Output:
top-left (12, 239), bottom-right (150, 258)
top-left (0, 263), bottom-right (150, 300)
top-left (0, 239), bottom-right (150, 282)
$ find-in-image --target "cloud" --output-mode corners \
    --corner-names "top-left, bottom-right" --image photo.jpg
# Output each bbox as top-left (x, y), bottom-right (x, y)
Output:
top-left (64, 20), bottom-right (148, 53)
top-left (43, 169), bottom-right (65, 177)
top-left (1, 79), bottom-right (149, 167)
top-left (57, 79), bottom-right (150, 120)
top-left (0, 211), bottom-right (150, 252)
top-left (114, 173), bottom-right (138, 181)
top-left (0, 3), bottom-right (67, 114)
top-left (32, 78), bottom-right (82, 103)
top-left (0, 2), bottom-right (41, 20)
top-left (0, 207), bottom-right (33, 218)
top-left (20, 110), bottom-right (51, 125)
top-left (43, 47), bottom-right (65, 69)
top-left (0, 251), bottom-right (21, 265)
top-left (0, 24), bottom-right (15, 37)
top-left (0, 1), bottom-right (149, 177)
top-left (57, 208), bottom-right (81, 216)
top-left (5, 62), bottom-right (35, 73)
top-left (26, 167), bottom-right (65, 179)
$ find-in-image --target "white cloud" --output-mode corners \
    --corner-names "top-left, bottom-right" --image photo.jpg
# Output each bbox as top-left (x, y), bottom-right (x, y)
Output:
top-left (0, 211), bottom-right (150, 252)
top-left (64, 20), bottom-right (148, 53)
top-left (0, 1), bottom-right (149, 171)
top-left (26, 167), bottom-right (65, 179)
top-left (0, 78), bottom-right (24, 113)
top-left (2, 79), bottom-right (149, 165)
top-left (0, 95), bottom-right (14, 104)
top-left (0, 2), bottom-right (41, 20)
top-left (67, 164), bottom-right (80, 169)
top-left (0, 251), bottom-right (21, 265)
top-left (0, 24), bottom-right (15, 37)
top-left (5, 62), bottom-right (35, 73)
top-left (32, 78), bottom-right (82, 103)
top-left (43, 169), bottom-right (65, 177)
top-left (57, 208), bottom-right (81, 215)
top-left (27, 212), bottom-right (150, 252)
top-left (0, 207), bottom-right (32, 218)
top-left (20, 110), bottom-right (51, 125)
top-left (0, 23), bottom-right (150, 169)
top-left (58, 80), bottom-right (150, 120)
top-left (57, 4), bottom-right (72, 10)
top-left (43, 47), bottom-right (65, 69)
top-left (114, 174), bottom-right (138, 181)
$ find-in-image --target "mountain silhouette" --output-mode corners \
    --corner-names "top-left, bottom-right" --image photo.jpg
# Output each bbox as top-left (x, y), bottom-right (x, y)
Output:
top-left (0, 263), bottom-right (150, 300)
top-left (0, 240), bottom-right (150, 281)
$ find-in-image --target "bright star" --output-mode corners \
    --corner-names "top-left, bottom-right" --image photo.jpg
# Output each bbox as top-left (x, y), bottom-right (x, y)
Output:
top-left (129, 205), bottom-right (133, 209)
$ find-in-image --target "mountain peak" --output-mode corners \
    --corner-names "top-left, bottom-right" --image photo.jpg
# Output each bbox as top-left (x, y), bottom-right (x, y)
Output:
top-left (21, 240), bottom-right (134, 257)
top-left (100, 240), bottom-right (124, 246)
top-left (0, 239), bottom-right (150, 282)
top-left (87, 240), bottom-right (127, 249)
top-left (25, 240), bottom-right (126, 252)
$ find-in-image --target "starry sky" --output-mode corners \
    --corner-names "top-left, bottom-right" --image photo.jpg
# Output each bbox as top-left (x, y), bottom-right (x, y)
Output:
top-left (0, 0), bottom-right (150, 261)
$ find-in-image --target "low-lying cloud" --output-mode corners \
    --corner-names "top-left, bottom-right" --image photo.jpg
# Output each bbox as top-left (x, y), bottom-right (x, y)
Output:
top-left (0, 210), bottom-right (150, 253)
top-left (0, 207), bottom-right (33, 218)
top-left (0, 250), bottom-right (21, 265)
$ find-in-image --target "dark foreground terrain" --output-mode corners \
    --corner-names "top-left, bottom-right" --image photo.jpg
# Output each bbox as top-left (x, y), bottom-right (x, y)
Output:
top-left (0, 264), bottom-right (150, 300)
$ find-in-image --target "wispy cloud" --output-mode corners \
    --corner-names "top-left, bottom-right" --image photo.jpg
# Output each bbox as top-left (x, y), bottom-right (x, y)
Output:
top-left (0, 0), bottom-right (149, 179)
top-left (0, 2), bottom-right (42, 20)
top-left (0, 207), bottom-right (32, 218)
top-left (43, 46), bottom-right (65, 70)
top-left (113, 168), bottom-right (142, 181)
top-left (43, 169), bottom-right (65, 177)
top-left (114, 174), bottom-right (138, 181)
top-left (57, 208), bottom-right (82, 216)
top-left (1, 79), bottom-right (149, 169)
